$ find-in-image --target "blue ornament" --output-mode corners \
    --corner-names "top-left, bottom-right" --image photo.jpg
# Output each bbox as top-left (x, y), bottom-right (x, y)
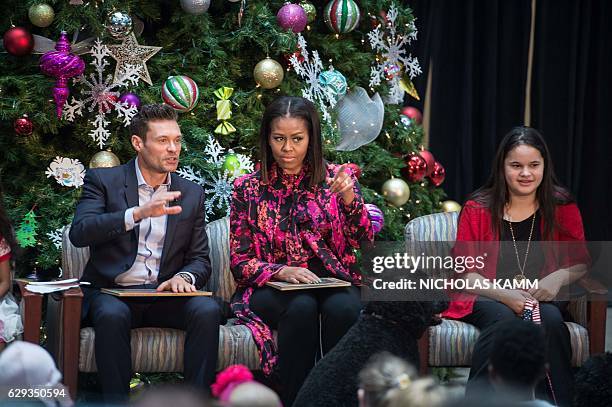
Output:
top-left (318, 69), bottom-right (347, 101)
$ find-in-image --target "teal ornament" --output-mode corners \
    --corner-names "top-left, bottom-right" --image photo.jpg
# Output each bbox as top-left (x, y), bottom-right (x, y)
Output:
top-left (318, 69), bottom-right (347, 101)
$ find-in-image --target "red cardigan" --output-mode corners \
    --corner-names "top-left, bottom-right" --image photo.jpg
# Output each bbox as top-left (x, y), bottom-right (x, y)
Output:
top-left (442, 200), bottom-right (590, 319)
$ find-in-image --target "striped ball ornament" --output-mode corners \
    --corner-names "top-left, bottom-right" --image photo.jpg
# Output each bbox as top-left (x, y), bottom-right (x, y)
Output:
top-left (162, 75), bottom-right (200, 112)
top-left (324, 0), bottom-right (361, 34)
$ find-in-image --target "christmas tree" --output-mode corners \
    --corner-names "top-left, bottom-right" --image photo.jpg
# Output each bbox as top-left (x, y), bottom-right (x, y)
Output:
top-left (1, 0), bottom-right (446, 276)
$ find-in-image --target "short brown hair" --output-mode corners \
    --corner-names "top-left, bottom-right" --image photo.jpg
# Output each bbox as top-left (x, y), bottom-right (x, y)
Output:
top-left (130, 104), bottom-right (178, 140)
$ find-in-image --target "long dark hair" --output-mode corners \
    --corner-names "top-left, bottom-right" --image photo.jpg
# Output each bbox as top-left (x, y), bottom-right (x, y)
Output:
top-left (259, 96), bottom-right (326, 187)
top-left (0, 186), bottom-right (17, 258)
top-left (468, 126), bottom-right (572, 239)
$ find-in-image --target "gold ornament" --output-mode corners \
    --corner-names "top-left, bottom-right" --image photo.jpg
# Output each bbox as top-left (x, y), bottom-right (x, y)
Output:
top-left (29, 4), bottom-right (55, 28)
top-left (441, 200), bottom-right (462, 213)
top-left (254, 58), bottom-right (284, 89)
top-left (89, 150), bottom-right (121, 168)
top-left (106, 33), bottom-right (162, 86)
top-left (382, 178), bottom-right (410, 207)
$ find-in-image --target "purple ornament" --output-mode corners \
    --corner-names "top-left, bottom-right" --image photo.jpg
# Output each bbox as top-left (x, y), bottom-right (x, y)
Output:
top-left (119, 92), bottom-right (141, 110)
top-left (365, 203), bottom-right (385, 234)
top-left (39, 32), bottom-right (85, 118)
top-left (277, 3), bottom-right (308, 32)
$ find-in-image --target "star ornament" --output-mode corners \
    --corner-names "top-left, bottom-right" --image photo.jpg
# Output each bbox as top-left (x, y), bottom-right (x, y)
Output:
top-left (106, 33), bottom-right (161, 85)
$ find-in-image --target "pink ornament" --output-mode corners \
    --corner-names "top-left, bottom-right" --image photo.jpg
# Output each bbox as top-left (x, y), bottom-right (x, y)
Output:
top-left (365, 203), bottom-right (384, 234)
top-left (429, 161), bottom-right (446, 187)
top-left (401, 106), bottom-right (423, 124)
top-left (277, 3), bottom-right (308, 32)
top-left (39, 32), bottom-right (85, 118)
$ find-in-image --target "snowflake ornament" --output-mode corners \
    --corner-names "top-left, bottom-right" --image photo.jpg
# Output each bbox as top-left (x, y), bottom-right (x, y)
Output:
top-left (63, 39), bottom-right (140, 148)
top-left (46, 227), bottom-right (63, 250)
top-left (235, 153), bottom-right (255, 175)
top-left (176, 166), bottom-right (205, 185)
top-left (368, 3), bottom-right (421, 104)
top-left (204, 135), bottom-right (226, 167)
top-left (45, 157), bottom-right (85, 188)
top-left (289, 34), bottom-right (339, 123)
top-left (203, 170), bottom-right (234, 220)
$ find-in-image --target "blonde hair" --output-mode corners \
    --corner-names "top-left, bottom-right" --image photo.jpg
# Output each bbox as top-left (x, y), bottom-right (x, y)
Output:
top-left (228, 381), bottom-right (281, 407)
top-left (358, 352), bottom-right (417, 407)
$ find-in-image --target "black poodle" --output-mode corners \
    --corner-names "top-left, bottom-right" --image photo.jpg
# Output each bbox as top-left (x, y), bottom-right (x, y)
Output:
top-left (292, 299), bottom-right (447, 407)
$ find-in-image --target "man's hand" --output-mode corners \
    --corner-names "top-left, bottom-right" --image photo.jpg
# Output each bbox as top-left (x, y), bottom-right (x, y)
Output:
top-left (133, 191), bottom-right (182, 222)
top-left (157, 274), bottom-right (196, 293)
top-left (326, 164), bottom-right (355, 206)
top-left (275, 266), bottom-right (321, 284)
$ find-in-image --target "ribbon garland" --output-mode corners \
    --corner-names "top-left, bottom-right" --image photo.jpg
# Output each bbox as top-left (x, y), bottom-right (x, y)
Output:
top-left (214, 87), bottom-right (237, 135)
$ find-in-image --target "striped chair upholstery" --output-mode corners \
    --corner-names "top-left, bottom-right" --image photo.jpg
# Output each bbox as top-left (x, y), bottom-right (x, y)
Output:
top-left (405, 212), bottom-right (590, 368)
top-left (63, 216), bottom-right (260, 373)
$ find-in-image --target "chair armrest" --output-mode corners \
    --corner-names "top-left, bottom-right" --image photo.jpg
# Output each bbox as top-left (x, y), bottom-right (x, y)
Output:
top-left (578, 276), bottom-right (608, 296)
top-left (17, 281), bottom-right (43, 344)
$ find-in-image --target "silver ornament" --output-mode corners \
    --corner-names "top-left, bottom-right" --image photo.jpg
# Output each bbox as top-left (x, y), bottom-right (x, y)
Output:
top-left (180, 0), bottom-right (212, 14)
top-left (106, 11), bottom-right (133, 39)
top-left (382, 178), bottom-right (410, 206)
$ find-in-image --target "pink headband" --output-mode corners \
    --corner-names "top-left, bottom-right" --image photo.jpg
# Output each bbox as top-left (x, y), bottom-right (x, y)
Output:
top-left (211, 364), bottom-right (254, 401)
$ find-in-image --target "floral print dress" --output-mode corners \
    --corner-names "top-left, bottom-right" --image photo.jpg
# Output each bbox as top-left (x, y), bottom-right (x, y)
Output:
top-left (229, 162), bottom-right (374, 375)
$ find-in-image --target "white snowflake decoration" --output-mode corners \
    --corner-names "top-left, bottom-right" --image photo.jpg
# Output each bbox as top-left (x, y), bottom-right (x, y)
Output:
top-left (63, 39), bottom-right (140, 148)
top-left (176, 166), bottom-right (205, 185)
top-left (289, 34), bottom-right (338, 123)
top-left (45, 157), bottom-right (85, 188)
top-left (235, 153), bottom-right (254, 175)
top-left (368, 3), bottom-right (422, 104)
top-left (204, 135), bottom-right (226, 166)
top-left (203, 170), bottom-right (234, 220)
top-left (46, 227), bottom-right (63, 250)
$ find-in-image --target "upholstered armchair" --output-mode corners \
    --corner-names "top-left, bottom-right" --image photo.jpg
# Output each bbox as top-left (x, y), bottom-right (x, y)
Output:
top-left (405, 211), bottom-right (608, 375)
top-left (45, 217), bottom-right (261, 399)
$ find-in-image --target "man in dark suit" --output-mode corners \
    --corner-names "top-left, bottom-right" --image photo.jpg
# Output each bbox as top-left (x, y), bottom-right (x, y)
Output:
top-left (70, 104), bottom-right (220, 401)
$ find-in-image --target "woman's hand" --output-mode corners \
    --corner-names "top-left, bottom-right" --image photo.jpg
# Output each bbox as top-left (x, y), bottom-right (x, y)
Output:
top-left (327, 164), bottom-right (355, 206)
top-left (499, 289), bottom-right (535, 314)
top-left (275, 266), bottom-right (321, 284)
top-left (528, 273), bottom-right (563, 301)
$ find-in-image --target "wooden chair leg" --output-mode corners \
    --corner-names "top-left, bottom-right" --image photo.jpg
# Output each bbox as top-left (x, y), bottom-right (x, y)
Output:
top-left (418, 328), bottom-right (430, 375)
top-left (60, 288), bottom-right (83, 401)
top-left (17, 281), bottom-right (42, 344)
top-left (586, 293), bottom-right (607, 355)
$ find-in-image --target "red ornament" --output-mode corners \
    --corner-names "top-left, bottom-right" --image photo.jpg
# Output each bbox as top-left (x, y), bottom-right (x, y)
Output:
top-left (401, 154), bottom-right (427, 182)
top-left (346, 163), bottom-right (362, 178)
top-left (418, 149), bottom-right (436, 176)
top-left (400, 106), bottom-right (423, 125)
top-left (99, 94), bottom-right (119, 113)
top-left (3, 27), bottom-right (34, 56)
top-left (429, 161), bottom-right (446, 187)
top-left (14, 114), bottom-right (33, 136)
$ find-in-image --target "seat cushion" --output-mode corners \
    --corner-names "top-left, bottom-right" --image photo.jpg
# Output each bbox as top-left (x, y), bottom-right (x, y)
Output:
top-left (79, 319), bottom-right (260, 373)
top-left (428, 319), bottom-right (589, 367)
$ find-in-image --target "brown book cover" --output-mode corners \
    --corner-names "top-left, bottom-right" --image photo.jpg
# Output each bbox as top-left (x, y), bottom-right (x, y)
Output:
top-left (101, 288), bottom-right (213, 297)
top-left (265, 277), bottom-right (351, 291)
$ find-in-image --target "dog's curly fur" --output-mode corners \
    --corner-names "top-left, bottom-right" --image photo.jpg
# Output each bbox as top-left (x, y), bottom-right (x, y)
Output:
top-left (293, 300), bottom-right (447, 407)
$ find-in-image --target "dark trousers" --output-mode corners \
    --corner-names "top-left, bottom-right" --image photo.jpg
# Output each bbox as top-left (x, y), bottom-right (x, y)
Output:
top-left (462, 297), bottom-right (573, 406)
top-left (84, 288), bottom-right (221, 402)
top-left (250, 285), bottom-right (362, 407)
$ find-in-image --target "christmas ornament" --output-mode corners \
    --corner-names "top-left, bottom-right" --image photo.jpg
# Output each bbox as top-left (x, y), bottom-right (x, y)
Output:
top-left (28, 4), bottom-right (55, 28)
top-left (14, 115), bottom-right (33, 136)
top-left (429, 161), bottom-right (446, 187)
top-left (107, 33), bottom-right (161, 86)
top-left (119, 92), bottom-right (141, 110)
top-left (300, 1), bottom-right (317, 24)
top-left (253, 58), bottom-right (284, 89)
top-left (400, 115), bottom-right (413, 128)
top-left (418, 149), bottom-right (435, 176)
top-left (401, 106), bottom-right (422, 124)
top-left (39, 32), bottom-right (86, 118)
top-left (89, 150), bottom-right (121, 168)
top-left (346, 163), bottom-right (362, 178)
top-left (180, 0), bottom-right (211, 14)
top-left (62, 39), bottom-right (140, 148)
top-left (400, 78), bottom-right (420, 100)
top-left (365, 203), bottom-right (384, 234)
top-left (441, 200), bottom-right (461, 213)
top-left (382, 178), bottom-right (410, 206)
top-left (317, 68), bottom-right (347, 102)
top-left (47, 227), bottom-right (63, 250)
top-left (289, 34), bottom-right (336, 123)
top-left (162, 75), bottom-right (200, 112)
top-left (16, 210), bottom-right (38, 248)
top-left (222, 153), bottom-right (247, 177)
top-left (335, 87), bottom-right (384, 151)
top-left (277, 3), bottom-right (308, 33)
top-left (324, 0), bottom-right (360, 34)
top-left (284, 49), bottom-right (304, 70)
top-left (106, 11), bottom-right (133, 39)
top-left (45, 156), bottom-right (86, 188)
top-left (3, 27), bottom-right (34, 56)
top-left (213, 87), bottom-right (236, 134)
top-left (401, 154), bottom-right (427, 182)
top-left (368, 4), bottom-right (421, 104)
top-left (383, 61), bottom-right (402, 80)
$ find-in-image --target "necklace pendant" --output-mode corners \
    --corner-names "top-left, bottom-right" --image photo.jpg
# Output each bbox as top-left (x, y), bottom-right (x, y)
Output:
top-left (514, 274), bottom-right (526, 283)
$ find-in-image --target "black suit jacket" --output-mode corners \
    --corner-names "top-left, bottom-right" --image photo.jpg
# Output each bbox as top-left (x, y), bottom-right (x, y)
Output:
top-left (70, 158), bottom-right (211, 292)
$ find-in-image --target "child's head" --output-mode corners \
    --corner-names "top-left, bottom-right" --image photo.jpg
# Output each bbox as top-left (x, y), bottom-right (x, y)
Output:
top-left (0, 341), bottom-right (62, 386)
top-left (358, 352), bottom-right (417, 407)
top-left (211, 364), bottom-right (281, 407)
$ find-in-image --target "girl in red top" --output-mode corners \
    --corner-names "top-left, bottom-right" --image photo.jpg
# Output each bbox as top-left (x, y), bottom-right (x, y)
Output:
top-left (443, 127), bottom-right (589, 406)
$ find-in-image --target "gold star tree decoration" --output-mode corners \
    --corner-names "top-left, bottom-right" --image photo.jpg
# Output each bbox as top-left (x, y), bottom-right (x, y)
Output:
top-left (106, 33), bottom-right (161, 86)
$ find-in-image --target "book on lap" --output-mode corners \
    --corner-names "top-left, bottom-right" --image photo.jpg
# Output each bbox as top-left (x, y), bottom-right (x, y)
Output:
top-left (101, 288), bottom-right (213, 297)
top-left (265, 277), bottom-right (351, 291)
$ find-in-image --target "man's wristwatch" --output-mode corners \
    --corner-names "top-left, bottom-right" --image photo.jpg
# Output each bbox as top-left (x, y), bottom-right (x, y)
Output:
top-left (176, 272), bottom-right (194, 285)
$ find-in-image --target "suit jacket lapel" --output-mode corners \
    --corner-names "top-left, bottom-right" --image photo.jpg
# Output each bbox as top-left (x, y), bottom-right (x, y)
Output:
top-left (124, 158), bottom-right (139, 208)
top-left (161, 173), bottom-right (180, 271)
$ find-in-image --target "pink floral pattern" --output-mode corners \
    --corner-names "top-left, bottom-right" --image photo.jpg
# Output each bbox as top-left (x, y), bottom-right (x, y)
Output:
top-left (230, 162), bottom-right (374, 375)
